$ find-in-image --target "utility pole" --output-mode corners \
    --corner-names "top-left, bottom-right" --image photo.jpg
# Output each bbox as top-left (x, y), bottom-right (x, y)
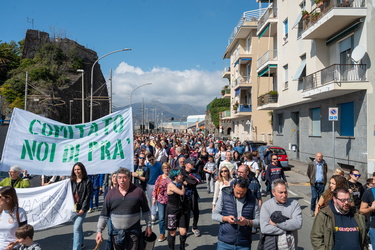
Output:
top-left (24, 72), bottom-right (28, 110)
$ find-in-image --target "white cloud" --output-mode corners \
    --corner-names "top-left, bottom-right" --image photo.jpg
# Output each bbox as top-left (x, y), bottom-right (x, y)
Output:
top-left (111, 62), bottom-right (227, 108)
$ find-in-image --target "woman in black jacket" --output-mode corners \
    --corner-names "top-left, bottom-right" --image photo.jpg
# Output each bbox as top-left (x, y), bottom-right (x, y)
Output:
top-left (71, 162), bottom-right (92, 250)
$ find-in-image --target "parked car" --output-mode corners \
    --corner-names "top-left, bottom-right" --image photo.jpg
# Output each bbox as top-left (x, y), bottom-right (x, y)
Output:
top-left (247, 141), bottom-right (267, 152)
top-left (258, 145), bottom-right (289, 169)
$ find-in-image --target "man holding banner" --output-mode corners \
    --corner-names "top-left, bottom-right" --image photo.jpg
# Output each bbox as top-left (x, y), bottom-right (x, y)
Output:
top-left (96, 167), bottom-right (152, 250)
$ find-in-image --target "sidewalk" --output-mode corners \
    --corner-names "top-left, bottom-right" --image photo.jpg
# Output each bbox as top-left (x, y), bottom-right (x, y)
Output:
top-left (288, 159), bottom-right (367, 184)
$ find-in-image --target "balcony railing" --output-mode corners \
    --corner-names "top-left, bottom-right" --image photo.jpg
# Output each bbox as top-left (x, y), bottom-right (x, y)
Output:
top-left (257, 93), bottom-right (278, 106)
top-left (257, 4), bottom-right (277, 31)
top-left (221, 110), bottom-right (231, 118)
top-left (257, 50), bottom-right (278, 69)
top-left (239, 104), bottom-right (252, 112)
top-left (302, 0), bottom-right (366, 31)
top-left (222, 66), bottom-right (230, 75)
top-left (303, 64), bottom-right (367, 91)
top-left (228, 8), bottom-right (267, 46)
top-left (233, 76), bottom-right (250, 87)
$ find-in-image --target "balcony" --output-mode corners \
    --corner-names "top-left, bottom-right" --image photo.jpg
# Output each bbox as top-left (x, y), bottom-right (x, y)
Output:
top-left (257, 4), bottom-right (278, 38)
top-left (233, 104), bottom-right (253, 117)
top-left (233, 76), bottom-right (252, 89)
top-left (301, 0), bottom-right (366, 40)
top-left (224, 9), bottom-right (267, 58)
top-left (221, 88), bottom-right (231, 99)
top-left (222, 67), bottom-right (230, 79)
top-left (221, 110), bottom-right (232, 120)
top-left (302, 64), bottom-right (369, 100)
top-left (257, 50), bottom-right (278, 77)
top-left (257, 93), bottom-right (278, 110)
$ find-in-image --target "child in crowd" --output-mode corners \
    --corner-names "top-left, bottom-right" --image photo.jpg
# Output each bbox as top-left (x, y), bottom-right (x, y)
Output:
top-left (15, 224), bottom-right (42, 250)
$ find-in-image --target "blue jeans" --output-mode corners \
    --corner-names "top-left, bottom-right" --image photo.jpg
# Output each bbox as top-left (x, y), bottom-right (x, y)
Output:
top-left (105, 218), bottom-right (113, 250)
top-left (369, 227), bottom-right (375, 246)
top-left (90, 188), bottom-right (99, 209)
top-left (217, 241), bottom-right (251, 250)
top-left (310, 183), bottom-right (325, 211)
top-left (72, 212), bottom-right (87, 250)
top-left (157, 202), bottom-right (166, 234)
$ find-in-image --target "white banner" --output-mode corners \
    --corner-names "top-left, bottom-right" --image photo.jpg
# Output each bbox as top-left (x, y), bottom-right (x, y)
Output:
top-left (0, 108), bottom-right (133, 175)
top-left (17, 179), bottom-right (75, 231)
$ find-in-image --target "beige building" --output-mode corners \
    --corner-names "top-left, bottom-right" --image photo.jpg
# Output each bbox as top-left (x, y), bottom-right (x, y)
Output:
top-left (220, 9), bottom-right (274, 143)
top-left (255, 0), bottom-right (373, 175)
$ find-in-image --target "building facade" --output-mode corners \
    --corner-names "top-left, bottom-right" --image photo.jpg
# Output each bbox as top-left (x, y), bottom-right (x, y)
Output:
top-left (256, 0), bottom-right (372, 175)
top-left (221, 9), bottom-right (274, 143)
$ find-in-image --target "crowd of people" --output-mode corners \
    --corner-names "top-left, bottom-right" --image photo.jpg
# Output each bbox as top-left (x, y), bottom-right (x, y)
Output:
top-left (1, 132), bottom-right (375, 249)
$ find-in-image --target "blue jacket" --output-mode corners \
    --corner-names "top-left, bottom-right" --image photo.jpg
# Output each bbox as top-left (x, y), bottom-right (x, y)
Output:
top-left (218, 189), bottom-right (256, 246)
top-left (89, 174), bottom-right (104, 189)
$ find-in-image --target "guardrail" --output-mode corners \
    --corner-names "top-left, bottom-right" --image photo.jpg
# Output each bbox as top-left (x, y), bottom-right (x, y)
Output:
top-left (257, 93), bottom-right (278, 106)
top-left (303, 64), bottom-right (367, 91)
top-left (302, 0), bottom-right (366, 31)
top-left (257, 49), bottom-right (278, 69)
top-left (257, 4), bottom-right (277, 31)
top-left (228, 8), bottom-right (267, 46)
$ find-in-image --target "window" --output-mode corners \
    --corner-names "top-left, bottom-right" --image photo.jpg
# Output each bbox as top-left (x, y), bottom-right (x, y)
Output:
top-left (311, 108), bottom-right (321, 136)
top-left (246, 36), bottom-right (252, 53)
top-left (246, 63), bottom-right (251, 83)
top-left (284, 64), bottom-right (289, 89)
top-left (277, 113), bottom-right (284, 134)
top-left (339, 36), bottom-right (354, 65)
top-left (283, 19), bottom-right (289, 42)
top-left (339, 102), bottom-right (354, 136)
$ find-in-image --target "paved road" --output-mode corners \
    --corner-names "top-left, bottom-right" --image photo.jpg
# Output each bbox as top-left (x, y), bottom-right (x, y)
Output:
top-left (34, 167), bottom-right (316, 249)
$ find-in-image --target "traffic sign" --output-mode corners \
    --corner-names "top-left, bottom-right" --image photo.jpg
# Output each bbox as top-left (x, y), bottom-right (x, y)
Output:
top-left (328, 107), bottom-right (338, 121)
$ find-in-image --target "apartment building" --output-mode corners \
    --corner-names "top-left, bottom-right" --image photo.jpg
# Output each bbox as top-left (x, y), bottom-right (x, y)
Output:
top-left (220, 9), bottom-right (274, 143)
top-left (256, 0), bottom-right (373, 175)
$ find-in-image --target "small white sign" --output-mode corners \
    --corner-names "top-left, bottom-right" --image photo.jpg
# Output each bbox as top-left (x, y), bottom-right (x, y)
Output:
top-left (246, 120), bottom-right (251, 125)
top-left (328, 107), bottom-right (338, 121)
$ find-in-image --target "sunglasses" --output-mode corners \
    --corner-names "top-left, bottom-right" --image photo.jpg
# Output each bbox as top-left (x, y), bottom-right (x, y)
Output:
top-left (352, 174), bottom-right (361, 177)
top-left (272, 158), bottom-right (278, 160)
top-left (149, 158), bottom-right (155, 161)
top-left (221, 170), bottom-right (228, 173)
top-left (139, 157), bottom-right (145, 159)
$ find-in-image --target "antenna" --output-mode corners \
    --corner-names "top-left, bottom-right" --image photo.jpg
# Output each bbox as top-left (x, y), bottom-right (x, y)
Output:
top-left (350, 45), bottom-right (366, 63)
top-left (26, 17), bottom-right (34, 29)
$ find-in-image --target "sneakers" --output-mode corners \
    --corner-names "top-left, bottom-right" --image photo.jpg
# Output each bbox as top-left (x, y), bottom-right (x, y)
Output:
top-left (88, 208), bottom-right (93, 213)
top-left (192, 228), bottom-right (201, 237)
top-left (310, 210), bottom-right (315, 217)
top-left (158, 234), bottom-right (166, 242)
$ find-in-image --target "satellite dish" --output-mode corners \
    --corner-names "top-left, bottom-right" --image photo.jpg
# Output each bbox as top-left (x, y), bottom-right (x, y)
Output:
top-left (351, 45), bottom-right (366, 63)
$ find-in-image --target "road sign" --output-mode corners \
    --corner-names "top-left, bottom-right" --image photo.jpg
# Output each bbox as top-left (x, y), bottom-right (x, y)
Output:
top-left (246, 120), bottom-right (251, 125)
top-left (328, 107), bottom-right (338, 121)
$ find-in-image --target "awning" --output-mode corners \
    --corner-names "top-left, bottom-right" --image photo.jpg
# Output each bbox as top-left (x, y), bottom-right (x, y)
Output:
top-left (258, 24), bottom-right (270, 39)
top-left (292, 59), bottom-right (306, 81)
top-left (292, 11), bottom-right (302, 29)
top-left (234, 58), bottom-right (252, 67)
top-left (258, 65), bottom-right (277, 77)
top-left (326, 21), bottom-right (361, 46)
top-left (235, 89), bottom-right (240, 96)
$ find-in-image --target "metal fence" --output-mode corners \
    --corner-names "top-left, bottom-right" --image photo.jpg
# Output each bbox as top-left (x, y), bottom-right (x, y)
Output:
top-left (303, 64), bottom-right (367, 91)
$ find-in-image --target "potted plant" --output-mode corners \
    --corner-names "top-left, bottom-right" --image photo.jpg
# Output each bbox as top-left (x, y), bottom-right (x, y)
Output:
top-left (315, 0), bottom-right (323, 7)
top-left (221, 89), bottom-right (225, 95)
top-left (233, 101), bottom-right (239, 110)
top-left (311, 12), bottom-right (320, 23)
top-left (269, 90), bottom-right (278, 96)
top-left (302, 10), bottom-right (310, 20)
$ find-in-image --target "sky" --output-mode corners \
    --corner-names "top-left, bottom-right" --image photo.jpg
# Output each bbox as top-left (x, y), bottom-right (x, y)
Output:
top-left (2, 0), bottom-right (264, 109)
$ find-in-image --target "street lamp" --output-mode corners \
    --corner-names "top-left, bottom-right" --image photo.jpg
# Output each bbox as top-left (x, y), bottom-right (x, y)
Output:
top-left (77, 69), bottom-right (84, 123)
top-left (130, 83), bottom-right (152, 108)
top-left (90, 48), bottom-right (131, 121)
top-left (69, 100), bottom-right (74, 124)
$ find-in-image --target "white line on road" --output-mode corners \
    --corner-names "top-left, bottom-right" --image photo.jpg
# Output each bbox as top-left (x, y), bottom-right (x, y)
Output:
top-left (289, 190), bottom-right (298, 196)
top-left (303, 199), bottom-right (311, 204)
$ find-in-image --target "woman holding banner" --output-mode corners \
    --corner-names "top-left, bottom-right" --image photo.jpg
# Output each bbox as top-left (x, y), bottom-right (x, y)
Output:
top-left (70, 162), bottom-right (92, 250)
top-left (0, 186), bottom-right (28, 250)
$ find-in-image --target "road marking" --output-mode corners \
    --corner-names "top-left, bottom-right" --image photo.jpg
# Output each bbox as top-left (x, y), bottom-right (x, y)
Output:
top-left (289, 190), bottom-right (298, 196)
top-left (303, 199), bottom-right (311, 204)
